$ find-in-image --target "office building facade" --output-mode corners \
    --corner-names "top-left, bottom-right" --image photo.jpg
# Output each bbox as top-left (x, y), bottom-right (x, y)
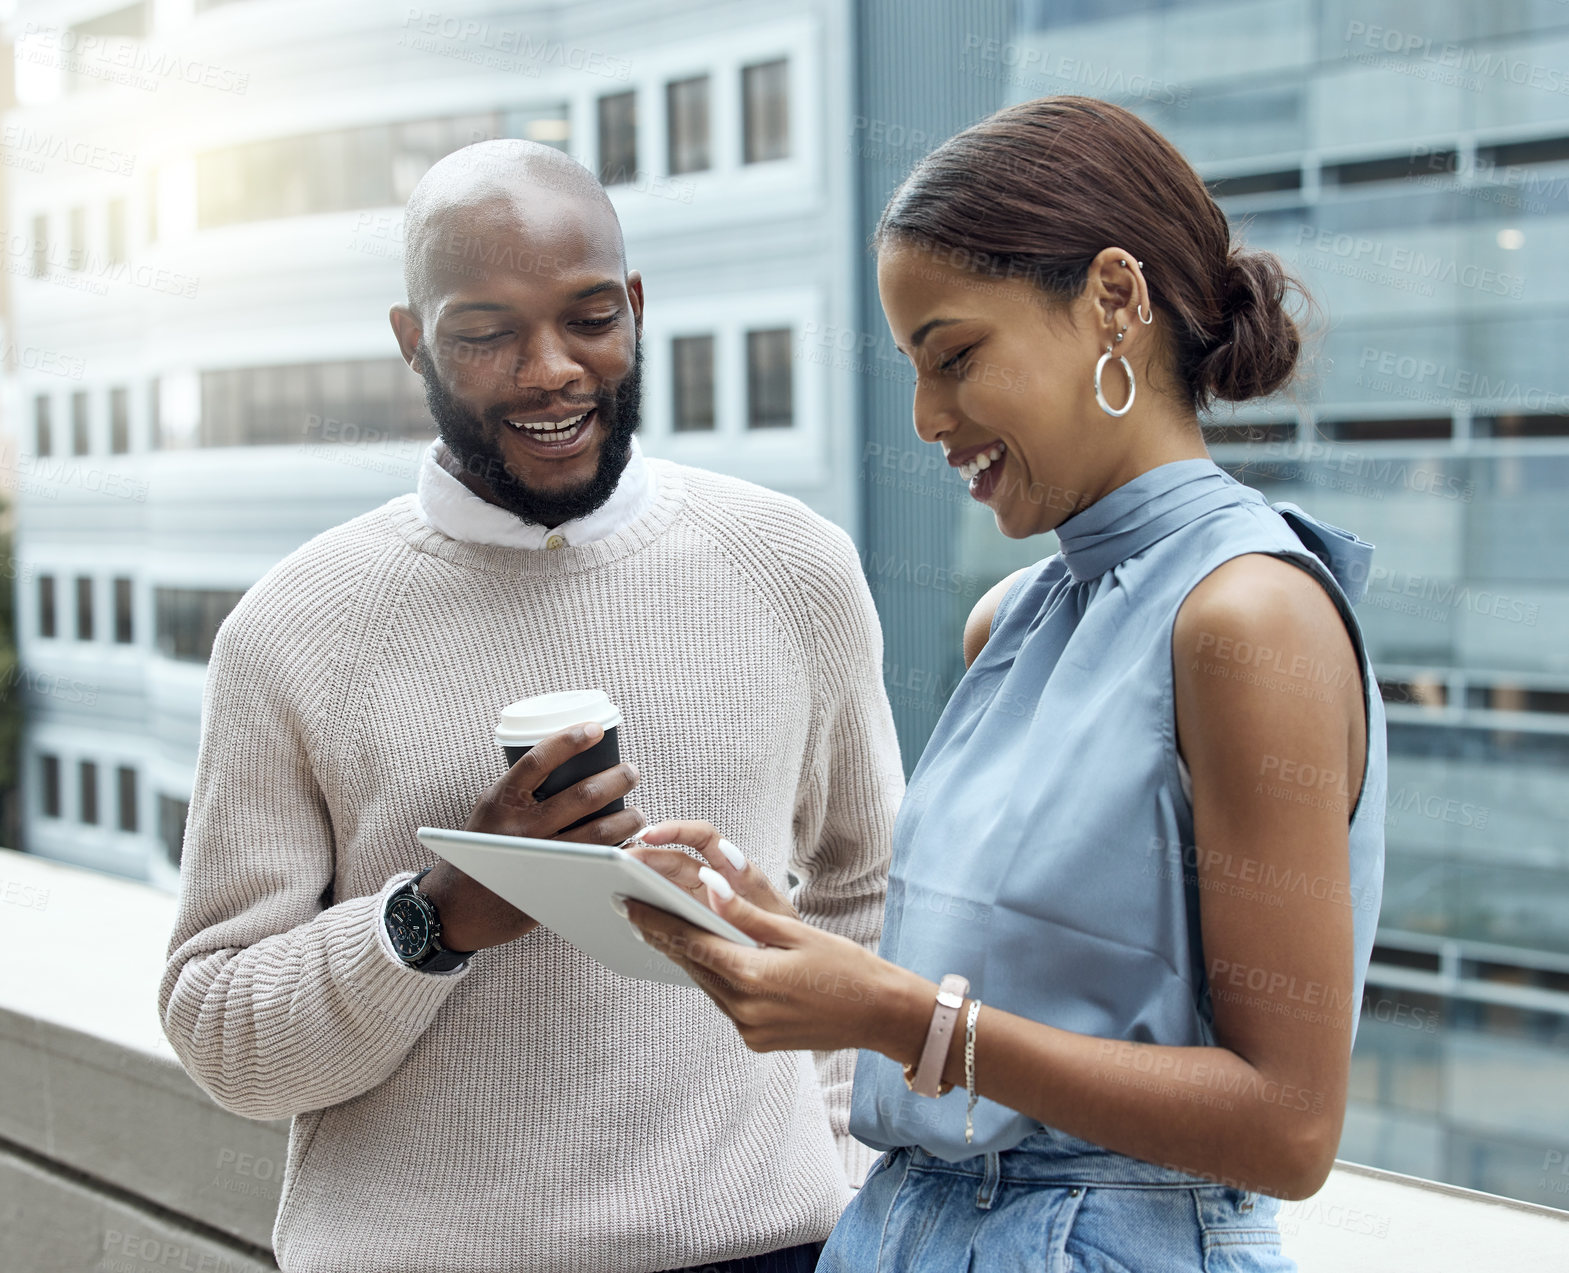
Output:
top-left (4, 0), bottom-right (860, 889)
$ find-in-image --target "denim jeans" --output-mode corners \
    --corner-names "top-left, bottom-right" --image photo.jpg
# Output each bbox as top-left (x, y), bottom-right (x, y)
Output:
top-left (816, 1129), bottom-right (1295, 1272)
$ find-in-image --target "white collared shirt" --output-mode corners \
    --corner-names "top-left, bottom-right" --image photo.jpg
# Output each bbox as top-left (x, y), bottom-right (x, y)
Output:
top-left (415, 435), bottom-right (659, 550)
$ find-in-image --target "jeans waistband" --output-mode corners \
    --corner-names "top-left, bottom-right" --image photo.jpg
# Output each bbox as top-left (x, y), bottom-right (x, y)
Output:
top-left (904, 1127), bottom-right (1216, 1189)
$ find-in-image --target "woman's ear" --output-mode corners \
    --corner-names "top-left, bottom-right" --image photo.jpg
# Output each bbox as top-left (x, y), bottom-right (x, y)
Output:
top-left (1085, 247), bottom-right (1146, 347)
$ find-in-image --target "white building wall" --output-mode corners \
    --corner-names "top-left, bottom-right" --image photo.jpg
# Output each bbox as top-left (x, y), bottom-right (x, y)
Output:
top-left (3, 0), bottom-right (861, 882)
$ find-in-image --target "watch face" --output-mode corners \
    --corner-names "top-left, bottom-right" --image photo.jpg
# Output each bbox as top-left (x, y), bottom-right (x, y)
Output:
top-left (385, 894), bottom-right (433, 961)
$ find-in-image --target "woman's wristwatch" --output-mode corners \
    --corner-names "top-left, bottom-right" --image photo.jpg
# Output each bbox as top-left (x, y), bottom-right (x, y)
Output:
top-left (903, 973), bottom-right (969, 1097)
top-left (383, 868), bottom-right (473, 972)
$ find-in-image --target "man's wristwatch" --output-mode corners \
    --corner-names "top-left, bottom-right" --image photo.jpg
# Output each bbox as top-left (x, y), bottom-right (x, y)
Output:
top-left (383, 868), bottom-right (473, 972)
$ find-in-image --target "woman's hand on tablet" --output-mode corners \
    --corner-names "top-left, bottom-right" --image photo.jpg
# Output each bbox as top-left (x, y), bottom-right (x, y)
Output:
top-left (623, 821), bottom-right (799, 921)
top-left (622, 884), bottom-right (919, 1057)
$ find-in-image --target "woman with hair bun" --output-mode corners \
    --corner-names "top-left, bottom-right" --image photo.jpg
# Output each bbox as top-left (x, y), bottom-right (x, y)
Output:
top-left (627, 96), bottom-right (1385, 1271)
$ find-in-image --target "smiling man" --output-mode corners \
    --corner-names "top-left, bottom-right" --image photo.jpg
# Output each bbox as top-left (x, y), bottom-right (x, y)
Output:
top-left (160, 141), bottom-right (901, 1273)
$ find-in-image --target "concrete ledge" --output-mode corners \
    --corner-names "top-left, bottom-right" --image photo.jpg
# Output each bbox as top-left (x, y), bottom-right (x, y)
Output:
top-left (0, 1145), bottom-right (276, 1273)
top-left (0, 1006), bottom-right (288, 1250)
top-left (1279, 1158), bottom-right (1569, 1268)
top-left (0, 849), bottom-right (286, 1260)
top-left (3, 847), bottom-right (1568, 1271)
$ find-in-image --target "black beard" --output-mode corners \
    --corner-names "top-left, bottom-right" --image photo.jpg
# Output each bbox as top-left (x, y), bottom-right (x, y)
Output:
top-left (416, 338), bottom-right (643, 527)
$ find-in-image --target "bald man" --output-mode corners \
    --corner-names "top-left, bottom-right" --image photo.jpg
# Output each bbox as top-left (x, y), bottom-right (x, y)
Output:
top-left (159, 140), bottom-right (902, 1273)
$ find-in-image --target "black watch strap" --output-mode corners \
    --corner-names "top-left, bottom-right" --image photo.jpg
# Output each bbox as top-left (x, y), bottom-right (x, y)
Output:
top-left (388, 869), bottom-right (473, 972)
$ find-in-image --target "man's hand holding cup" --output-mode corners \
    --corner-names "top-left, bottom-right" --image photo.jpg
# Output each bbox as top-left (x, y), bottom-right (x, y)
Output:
top-left (422, 716), bottom-right (645, 953)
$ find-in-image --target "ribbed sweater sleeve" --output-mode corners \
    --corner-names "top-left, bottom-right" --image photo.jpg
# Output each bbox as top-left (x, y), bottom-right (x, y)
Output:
top-left (783, 521), bottom-right (904, 1188)
top-left (157, 581), bottom-right (466, 1121)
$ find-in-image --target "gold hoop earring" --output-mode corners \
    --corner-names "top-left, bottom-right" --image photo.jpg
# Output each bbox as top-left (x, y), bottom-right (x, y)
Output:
top-left (1094, 346), bottom-right (1135, 418)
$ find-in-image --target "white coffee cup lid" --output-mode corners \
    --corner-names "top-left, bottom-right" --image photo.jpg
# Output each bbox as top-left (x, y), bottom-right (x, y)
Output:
top-left (495, 689), bottom-right (622, 747)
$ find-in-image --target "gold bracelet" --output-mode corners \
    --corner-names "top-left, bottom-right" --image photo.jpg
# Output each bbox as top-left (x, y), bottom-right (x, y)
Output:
top-left (964, 999), bottom-right (982, 1144)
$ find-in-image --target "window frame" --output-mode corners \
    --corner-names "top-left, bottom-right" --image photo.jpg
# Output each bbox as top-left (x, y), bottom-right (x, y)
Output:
top-left (34, 395), bottom-right (53, 457)
top-left (71, 390), bottom-right (91, 456)
top-left (40, 754), bottom-right (62, 819)
top-left (639, 286), bottom-right (824, 487)
top-left (597, 90), bottom-right (639, 186)
top-left (117, 766), bottom-right (139, 834)
top-left (38, 575), bottom-right (57, 640)
top-left (75, 576), bottom-right (95, 642)
top-left (666, 74), bottom-right (712, 176)
top-left (79, 759), bottom-right (99, 826)
top-left (110, 387), bottom-right (130, 454)
top-left (670, 333), bottom-right (717, 433)
top-left (745, 327), bottom-right (795, 430)
top-left (113, 577), bottom-right (134, 644)
top-left (741, 58), bottom-right (791, 165)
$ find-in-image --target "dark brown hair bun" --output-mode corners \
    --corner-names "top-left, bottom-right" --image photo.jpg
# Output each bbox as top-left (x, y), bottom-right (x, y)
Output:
top-left (1195, 250), bottom-right (1303, 404)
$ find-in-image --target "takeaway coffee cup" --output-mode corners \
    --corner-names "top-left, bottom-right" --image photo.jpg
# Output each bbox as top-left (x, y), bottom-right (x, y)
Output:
top-left (495, 689), bottom-right (625, 831)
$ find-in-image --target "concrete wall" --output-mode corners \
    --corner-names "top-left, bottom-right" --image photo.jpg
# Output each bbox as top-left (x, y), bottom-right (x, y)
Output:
top-left (0, 849), bottom-right (285, 1270)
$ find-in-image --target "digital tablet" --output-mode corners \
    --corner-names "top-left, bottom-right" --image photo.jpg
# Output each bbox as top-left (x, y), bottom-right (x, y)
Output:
top-left (415, 827), bottom-right (760, 989)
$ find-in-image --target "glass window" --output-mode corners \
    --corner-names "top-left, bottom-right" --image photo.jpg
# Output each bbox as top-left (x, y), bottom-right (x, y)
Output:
top-left (196, 112), bottom-right (502, 230)
top-left (391, 119), bottom-right (447, 203)
top-left (154, 587), bottom-right (247, 662)
top-left (1020, 0), bottom-right (1171, 27)
top-left (195, 147), bottom-right (239, 228)
top-left (31, 213), bottom-right (47, 278)
top-left (506, 105), bottom-right (571, 150)
top-left (672, 335), bottom-right (716, 432)
top-left (38, 576), bottom-right (56, 638)
top-left (71, 390), bottom-right (90, 456)
top-left (75, 576), bottom-right (94, 641)
top-left (312, 128), bottom-right (353, 220)
top-left (68, 207), bottom-right (86, 271)
top-left (117, 766), bottom-right (139, 833)
top-left (348, 122), bottom-right (396, 208)
top-left (746, 328), bottom-right (794, 429)
top-left (34, 396), bottom-right (52, 456)
top-left (598, 92), bottom-right (638, 186)
top-left (158, 794), bottom-right (190, 867)
top-left (110, 387), bottom-right (130, 454)
top-left (199, 358), bottom-right (432, 447)
top-left (147, 378), bottom-right (161, 449)
top-left (106, 198), bottom-right (127, 265)
top-left (79, 760), bottom-right (99, 826)
top-left (40, 755), bottom-right (61, 818)
top-left (742, 60), bottom-right (790, 164)
top-left (114, 577), bottom-right (133, 644)
top-left (667, 76), bottom-right (711, 175)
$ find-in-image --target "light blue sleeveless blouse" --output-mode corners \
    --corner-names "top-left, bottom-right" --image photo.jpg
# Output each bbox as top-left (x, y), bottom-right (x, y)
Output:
top-left (850, 458), bottom-right (1387, 1164)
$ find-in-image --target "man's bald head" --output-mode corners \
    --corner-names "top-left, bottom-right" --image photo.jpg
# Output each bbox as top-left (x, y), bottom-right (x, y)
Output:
top-left (402, 139), bottom-right (625, 321)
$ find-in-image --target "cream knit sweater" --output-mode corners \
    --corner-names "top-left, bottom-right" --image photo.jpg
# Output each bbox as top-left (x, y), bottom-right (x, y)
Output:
top-left (158, 459), bottom-right (903, 1273)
